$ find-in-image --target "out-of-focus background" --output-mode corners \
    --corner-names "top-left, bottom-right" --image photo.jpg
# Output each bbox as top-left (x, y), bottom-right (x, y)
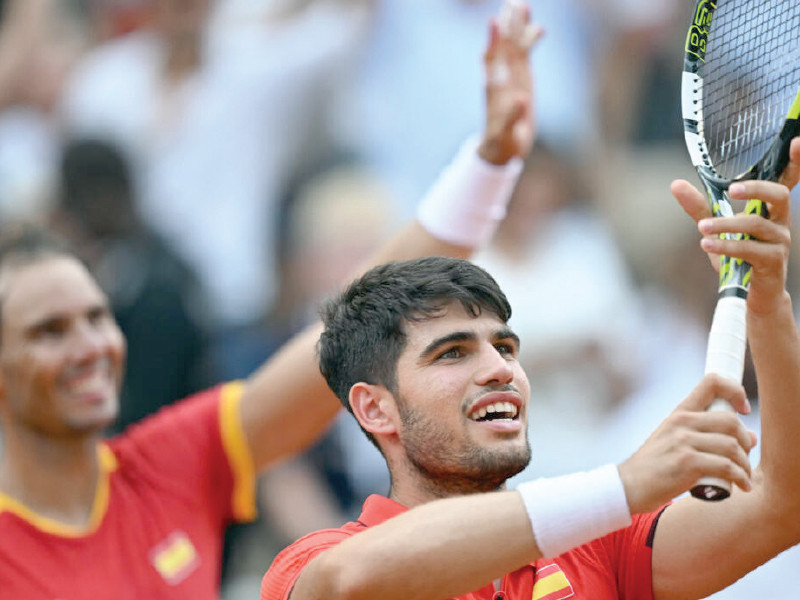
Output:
top-left (0, 0), bottom-right (797, 597)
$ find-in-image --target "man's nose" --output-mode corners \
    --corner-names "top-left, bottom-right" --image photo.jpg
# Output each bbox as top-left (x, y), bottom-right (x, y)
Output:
top-left (476, 344), bottom-right (514, 386)
top-left (69, 320), bottom-right (106, 363)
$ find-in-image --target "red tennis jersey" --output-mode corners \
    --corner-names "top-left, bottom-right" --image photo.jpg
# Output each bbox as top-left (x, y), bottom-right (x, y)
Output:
top-left (262, 494), bottom-right (664, 600)
top-left (0, 382), bottom-right (256, 600)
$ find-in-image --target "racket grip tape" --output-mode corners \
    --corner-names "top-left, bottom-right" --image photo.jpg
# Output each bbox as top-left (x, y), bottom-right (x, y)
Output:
top-left (692, 296), bottom-right (748, 501)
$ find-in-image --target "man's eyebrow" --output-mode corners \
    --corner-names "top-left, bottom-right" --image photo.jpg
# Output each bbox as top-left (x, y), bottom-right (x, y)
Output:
top-left (419, 331), bottom-right (476, 360)
top-left (495, 327), bottom-right (520, 348)
top-left (24, 313), bottom-right (68, 336)
top-left (24, 301), bottom-right (111, 333)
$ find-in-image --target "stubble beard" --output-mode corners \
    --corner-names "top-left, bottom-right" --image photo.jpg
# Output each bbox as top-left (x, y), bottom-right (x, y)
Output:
top-left (398, 402), bottom-right (531, 497)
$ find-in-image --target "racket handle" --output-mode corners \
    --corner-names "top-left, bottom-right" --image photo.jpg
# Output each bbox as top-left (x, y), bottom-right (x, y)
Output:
top-left (691, 296), bottom-right (748, 501)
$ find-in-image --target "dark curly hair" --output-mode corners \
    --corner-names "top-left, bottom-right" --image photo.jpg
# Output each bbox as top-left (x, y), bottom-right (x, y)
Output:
top-left (318, 256), bottom-right (511, 446)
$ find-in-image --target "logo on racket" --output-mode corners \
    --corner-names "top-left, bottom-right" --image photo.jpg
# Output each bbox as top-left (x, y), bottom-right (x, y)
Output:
top-left (718, 200), bottom-right (765, 289)
top-left (686, 0), bottom-right (716, 61)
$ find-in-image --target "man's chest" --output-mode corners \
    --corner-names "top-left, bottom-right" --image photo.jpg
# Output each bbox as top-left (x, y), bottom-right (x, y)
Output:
top-left (0, 488), bottom-right (223, 600)
top-left (455, 560), bottom-right (621, 600)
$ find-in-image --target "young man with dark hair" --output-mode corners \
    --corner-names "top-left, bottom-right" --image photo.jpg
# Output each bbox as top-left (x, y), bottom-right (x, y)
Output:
top-left (261, 141), bottom-right (800, 600)
top-left (0, 4), bottom-right (542, 597)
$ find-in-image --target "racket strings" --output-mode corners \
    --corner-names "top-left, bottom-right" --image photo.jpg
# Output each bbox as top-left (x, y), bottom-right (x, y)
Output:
top-left (700, 0), bottom-right (800, 179)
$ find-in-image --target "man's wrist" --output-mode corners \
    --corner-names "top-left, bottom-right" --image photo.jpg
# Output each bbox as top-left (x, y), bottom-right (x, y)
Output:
top-left (477, 138), bottom-right (519, 166)
top-left (416, 135), bottom-right (523, 248)
top-left (516, 464), bottom-right (633, 558)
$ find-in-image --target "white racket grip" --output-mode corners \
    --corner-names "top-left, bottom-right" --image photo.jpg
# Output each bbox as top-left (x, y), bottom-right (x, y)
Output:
top-left (694, 296), bottom-right (747, 499)
top-left (704, 295), bottom-right (748, 413)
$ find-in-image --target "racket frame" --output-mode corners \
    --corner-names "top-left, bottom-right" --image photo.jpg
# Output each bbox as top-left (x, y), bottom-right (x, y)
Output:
top-left (681, 0), bottom-right (800, 500)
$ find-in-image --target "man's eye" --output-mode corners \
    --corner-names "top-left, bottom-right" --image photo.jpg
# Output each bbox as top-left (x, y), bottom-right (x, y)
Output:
top-left (35, 321), bottom-right (68, 338)
top-left (438, 347), bottom-right (463, 360)
top-left (496, 343), bottom-right (516, 357)
top-left (88, 307), bottom-right (110, 325)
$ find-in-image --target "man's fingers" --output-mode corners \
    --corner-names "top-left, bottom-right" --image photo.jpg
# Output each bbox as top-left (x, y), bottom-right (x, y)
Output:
top-left (484, 19), bottom-right (501, 63)
top-left (689, 450), bottom-right (753, 493)
top-left (663, 412), bottom-right (756, 492)
top-left (688, 414), bottom-right (755, 455)
top-left (497, 0), bottom-right (528, 39)
top-left (698, 213), bottom-right (790, 245)
top-left (727, 180), bottom-right (792, 226)
top-left (519, 24), bottom-right (545, 49)
top-left (671, 179), bottom-right (711, 223)
top-left (778, 136), bottom-right (800, 190)
top-left (693, 431), bottom-right (753, 475)
top-left (676, 374), bottom-right (750, 414)
top-left (501, 98), bottom-right (526, 135)
top-left (488, 1), bottom-right (544, 62)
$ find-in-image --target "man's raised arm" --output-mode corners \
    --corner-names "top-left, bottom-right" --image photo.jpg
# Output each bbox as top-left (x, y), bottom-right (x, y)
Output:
top-left (239, 3), bottom-right (544, 472)
top-left (652, 138), bottom-right (800, 600)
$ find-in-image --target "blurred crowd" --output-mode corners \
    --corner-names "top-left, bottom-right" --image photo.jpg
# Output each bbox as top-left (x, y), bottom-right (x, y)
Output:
top-left (0, 0), bottom-right (796, 598)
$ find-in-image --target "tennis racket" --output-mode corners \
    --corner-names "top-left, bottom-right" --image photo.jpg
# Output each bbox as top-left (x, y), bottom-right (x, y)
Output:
top-left (681, 0), bottom-right (800, 500)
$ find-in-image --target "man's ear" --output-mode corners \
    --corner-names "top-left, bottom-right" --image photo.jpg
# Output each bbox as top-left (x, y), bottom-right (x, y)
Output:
top-left (349, 382), bottom-right (399, 438)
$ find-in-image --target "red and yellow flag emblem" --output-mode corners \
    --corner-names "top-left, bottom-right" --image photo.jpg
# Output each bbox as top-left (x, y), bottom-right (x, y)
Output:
top-left (532, 563), bottom-right (574, 600)
top-left (150, 530), bottom-right (200, 585)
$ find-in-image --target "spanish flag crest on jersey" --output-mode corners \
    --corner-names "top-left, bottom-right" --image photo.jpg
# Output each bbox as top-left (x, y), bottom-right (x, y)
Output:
top-left (532, 562), bottom-right (574, 600)
top-left (150, 530), bottom-right (200, 585)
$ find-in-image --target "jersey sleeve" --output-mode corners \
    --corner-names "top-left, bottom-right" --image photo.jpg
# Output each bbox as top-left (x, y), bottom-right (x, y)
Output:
top-left (109, 382), bottom-right (257, 525)
top-left (599, 505), bottom-right (668, 600)
top-left (261, 528), bottom-right (354, 600)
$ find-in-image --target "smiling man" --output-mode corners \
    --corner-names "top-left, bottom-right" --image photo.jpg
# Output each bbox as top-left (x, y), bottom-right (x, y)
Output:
top-left (0, 248), bottom-right (124, 442)
top-left (0, 2), bottom-right (542, 595)
top-left (261, 139), bottom-right (800, 600)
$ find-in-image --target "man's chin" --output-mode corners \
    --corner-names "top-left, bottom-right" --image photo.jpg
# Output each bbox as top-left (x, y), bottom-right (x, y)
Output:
top-left (66, 402), bottom-right (119, 434)
top-left (461, 448), bottom-right (531, 491)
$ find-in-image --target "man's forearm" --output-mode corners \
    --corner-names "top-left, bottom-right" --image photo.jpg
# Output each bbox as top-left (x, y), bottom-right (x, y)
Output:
top-left (747, 291), bottom-right (800, 506)
top-left (292, 491), bottom-right (541, 600)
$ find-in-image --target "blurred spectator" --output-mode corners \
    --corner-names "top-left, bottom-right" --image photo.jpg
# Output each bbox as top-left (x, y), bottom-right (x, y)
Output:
top-left (59, 0), bottom-right (370, 380)
top-left (588, 0), bottom-right (683, 146)
top-left (0, 0), bottom-right (86, 221)
top-left (51, 138), bottom-right (212, 433)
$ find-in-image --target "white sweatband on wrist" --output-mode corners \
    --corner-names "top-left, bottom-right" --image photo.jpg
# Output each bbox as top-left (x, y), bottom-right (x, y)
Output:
top-left (416, 135), bottom-right (524, 249)
top-left (516, 464), bottom-right (632, 558)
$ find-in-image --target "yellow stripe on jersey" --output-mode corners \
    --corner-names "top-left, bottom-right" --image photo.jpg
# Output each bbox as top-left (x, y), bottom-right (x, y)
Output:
top-left (0, 444), bottom-right (117, 537)
top-left (219, 381), bottom-right (257, 521)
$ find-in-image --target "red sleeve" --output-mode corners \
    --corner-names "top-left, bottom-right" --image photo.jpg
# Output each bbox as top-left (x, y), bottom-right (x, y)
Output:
top-left (600, 505), bottom-right (668, 600)
top-left (108, 382), bottom-right (256, 525)
top-left (261, 528), bottom-right (355, 600)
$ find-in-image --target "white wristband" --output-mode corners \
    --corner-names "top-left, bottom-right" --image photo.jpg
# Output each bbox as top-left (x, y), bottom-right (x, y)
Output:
top-left (516, 464), bottom-right (632, 558)
top-left (416, 135), bottom-right (524, 248)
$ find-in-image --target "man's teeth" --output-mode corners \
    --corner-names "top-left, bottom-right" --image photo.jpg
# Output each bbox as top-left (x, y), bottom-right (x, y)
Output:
top-left (67, 371), bottom-right (111, 394)
top-left (470, 402), bottom-right (519, 421)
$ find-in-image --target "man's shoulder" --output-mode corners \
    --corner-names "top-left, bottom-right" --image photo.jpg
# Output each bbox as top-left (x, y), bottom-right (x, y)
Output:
top-left (261, 520), bottom-right (366, 600)
top-left (273, 493), bottom-right (401, 565)
top-left (276, 520), bottom-right (367, 564)
top-left (106, 384), bottom-right (234, 461)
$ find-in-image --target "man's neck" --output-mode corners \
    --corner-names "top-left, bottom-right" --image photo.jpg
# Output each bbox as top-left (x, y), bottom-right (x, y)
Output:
top-left (0, 429), bottom-right (103, 528)
top-left (388, 467), bottom-right (508, 509)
